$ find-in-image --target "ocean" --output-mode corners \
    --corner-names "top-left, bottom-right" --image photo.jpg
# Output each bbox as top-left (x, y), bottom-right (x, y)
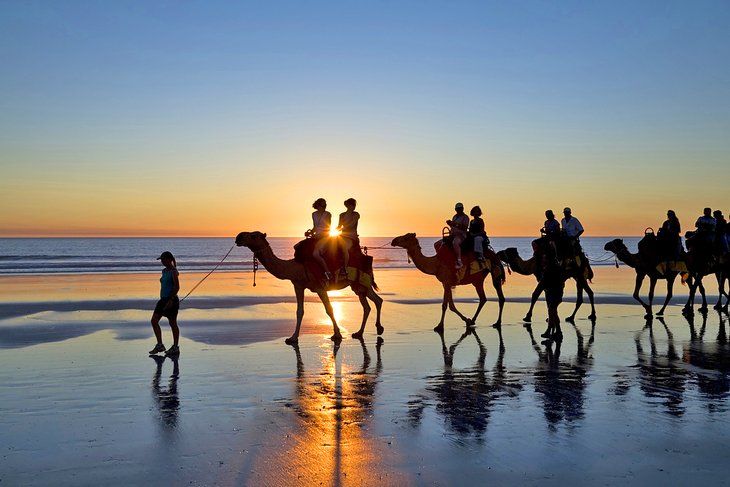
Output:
top-left (0, 236), bottom-right (639, 275)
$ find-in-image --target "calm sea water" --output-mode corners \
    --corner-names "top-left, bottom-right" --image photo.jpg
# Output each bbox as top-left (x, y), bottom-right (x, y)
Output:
top-left (0, 236), bottom-right (639, 275)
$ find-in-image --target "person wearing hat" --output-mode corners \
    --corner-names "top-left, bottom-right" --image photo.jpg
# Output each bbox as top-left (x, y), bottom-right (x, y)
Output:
top-left (149, 251), bottom-right (181, 356)
top-left (447, 202), bottom-right (469, 269)
top-left (560, 207), bottom-right (584, 241)
top-left (561, 207), bottom-right (584, 255)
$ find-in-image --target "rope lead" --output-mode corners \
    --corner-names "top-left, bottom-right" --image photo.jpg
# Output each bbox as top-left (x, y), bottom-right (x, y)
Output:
top-left (180, 245), bottom-right (235, 303)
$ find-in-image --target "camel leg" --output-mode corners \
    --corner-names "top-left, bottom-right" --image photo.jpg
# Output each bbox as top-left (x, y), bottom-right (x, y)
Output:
top-left (683, 276), bottom-right (697, 316)
top-left (437, 285), bottom-right (470, 331)
top-left (367, 287), bottom-right (384, 335)
top-left (714, 272), bottom-right (724, 310)
top-left (285, 284), bottom-right (306, 344)
top-left (435, 285), bottom-right (450, 332)
top-left (491, 274), bottom-right (505, 328)
top-left (584, 279), bottom-right (596, 320)
top-left (317, 290), bottom-right (342, 341)
top-left (647, 277), bottom-right (657, 318)
top-left (632, 273), bottom-right (652, 318)
top-left (351, 292), bottom-right (371, 339)
top-left (524, 281), bottom-right (544, 324)
top-left (467, 282), bottom-right (487, 328)
top-left (657, 274), bottom-right (676, 316)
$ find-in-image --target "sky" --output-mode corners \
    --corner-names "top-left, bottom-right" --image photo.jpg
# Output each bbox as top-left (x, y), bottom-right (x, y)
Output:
top-left (1, 0), bottom-right (729, 237)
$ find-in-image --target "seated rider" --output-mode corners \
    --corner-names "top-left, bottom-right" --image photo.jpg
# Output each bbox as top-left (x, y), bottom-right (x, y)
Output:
top-left (469, 205), bottom-right (488, 263)
top-left (694, 207), bottom-right (716, 250)
top-left (560, 207), bottom-right (584, 255)
top-left (447, 202), bottom-right (469, 269)
top-left (659, 209), bottom-right (682, 260)
top-left (309, 198), bottom-right (333, 281)
top-left (538, 209), bottom-right (561, 260)
top-left (541, 209), bottom-right (560, 238)
top-left (713, 210), bottom-right (729, 254)
top-left (336, 198), bottom-right (360, 278)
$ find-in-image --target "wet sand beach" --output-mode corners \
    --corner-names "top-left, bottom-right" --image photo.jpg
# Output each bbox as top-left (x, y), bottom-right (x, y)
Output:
top-left (2, 267), bottom-right (730, 486)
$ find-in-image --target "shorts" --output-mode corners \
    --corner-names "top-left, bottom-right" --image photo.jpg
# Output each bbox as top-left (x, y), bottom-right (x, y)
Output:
top-left (544, 286), bottom-right (564, 309)
top-left (153, 296), bottom-right (179, 319)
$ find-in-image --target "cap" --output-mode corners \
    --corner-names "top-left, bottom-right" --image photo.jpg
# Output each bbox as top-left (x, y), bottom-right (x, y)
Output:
top-left (563, 207), bottom-right (571, 213)
top-left (455, 202), bottom-right (464, 209)
top-left (157, 251), bottom-right (174, 261)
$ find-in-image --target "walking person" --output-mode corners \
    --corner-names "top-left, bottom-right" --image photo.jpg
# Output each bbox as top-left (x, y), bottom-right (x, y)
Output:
top-left (149, 251), bottom-right (181, 356)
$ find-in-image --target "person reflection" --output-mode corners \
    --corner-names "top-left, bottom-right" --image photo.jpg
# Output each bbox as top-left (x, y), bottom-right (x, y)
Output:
top-left (527, 323), bottom-right (589, 431)
top-left (151, 355), bottom-right (180, 429)
top-left (407, 329), bottom-right (517, 442)
top-left (632, 317), bottom-right (687, 416)
top-left (682, 312), bottom-right (730, 407)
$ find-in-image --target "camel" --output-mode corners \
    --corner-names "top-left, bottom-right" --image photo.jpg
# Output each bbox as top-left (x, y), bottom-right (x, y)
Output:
top-left (682, 235), bottom-right (730, 315)
top-left (235, 231), bottom-right (383, 343)
top-left (604, 238), bottom-right (687, 318)
top-left (390, 233), bottom-right (505, 331)
top-left (496, 247), bottom-right (596, 323)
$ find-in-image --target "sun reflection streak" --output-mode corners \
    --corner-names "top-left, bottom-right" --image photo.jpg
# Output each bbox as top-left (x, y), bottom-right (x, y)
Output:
top-left (243, 339), bottom-right (410, 485)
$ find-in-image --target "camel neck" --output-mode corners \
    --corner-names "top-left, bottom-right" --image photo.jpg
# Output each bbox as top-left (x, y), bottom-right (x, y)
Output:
top-left (252, 244), bottom-right (302, 281)
top-left (508, 253), bottom-right (537, 275)
top-left (615, 246), bottom-right (639, 269)
top-left (406, 243), bottom-right (440, 276)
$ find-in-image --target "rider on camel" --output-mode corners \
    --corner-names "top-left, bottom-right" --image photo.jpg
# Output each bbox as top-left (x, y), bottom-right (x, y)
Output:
top-left (447, 202), bottom-right (469, 269)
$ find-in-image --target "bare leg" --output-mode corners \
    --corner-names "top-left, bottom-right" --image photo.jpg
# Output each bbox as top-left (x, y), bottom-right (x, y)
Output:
top-left (168, 317), bottom-right (179, 346)
top-left (151, 314), bottom-right (164, 345)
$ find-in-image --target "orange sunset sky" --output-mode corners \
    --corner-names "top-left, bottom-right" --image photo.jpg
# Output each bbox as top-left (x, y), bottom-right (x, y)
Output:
top-left (1, 2), bottom-right (728, 238)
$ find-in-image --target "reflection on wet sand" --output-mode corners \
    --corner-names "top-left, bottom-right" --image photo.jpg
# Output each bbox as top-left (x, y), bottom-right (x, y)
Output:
top-left (683, 312), bottom-right (730, 408)
top-left (526, 321), bottom-right (594, 431)
top-left (408, 328), bottom-right (521, 443)
top-left (247, 338), bottom-right (410, 485)
top-left (611, 317), bottom-right (689, 416)
top-left (151, 355), bottom-right (180, 431)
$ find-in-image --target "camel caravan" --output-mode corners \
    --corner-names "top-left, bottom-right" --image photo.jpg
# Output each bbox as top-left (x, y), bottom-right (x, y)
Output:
top-left (235, 201), bottom-right (730, 344)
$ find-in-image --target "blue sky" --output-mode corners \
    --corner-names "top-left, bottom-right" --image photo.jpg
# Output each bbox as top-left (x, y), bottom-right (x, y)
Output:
top-left (1, 1), bottom-right (729, 236)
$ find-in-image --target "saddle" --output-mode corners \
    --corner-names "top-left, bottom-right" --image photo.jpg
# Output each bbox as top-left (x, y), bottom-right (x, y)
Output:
top-left (435, 239), bottom-right (504, 283)
top-left (293, 237), bottom-right (374, 286)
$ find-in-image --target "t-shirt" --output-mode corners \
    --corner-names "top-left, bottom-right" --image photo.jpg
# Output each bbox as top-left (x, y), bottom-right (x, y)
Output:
top-left (312, 210), bottom-right (332, 237)
top-left (561, 216), bottom-right (584, 238)
top-left (543, 219), bottom-right (560, 235)
top-left (469, 217), bottom-right (486, 237)
top-left (451, 213), bottom-right (469, 239)
top-left (160, 267), bottom-right (179, 298)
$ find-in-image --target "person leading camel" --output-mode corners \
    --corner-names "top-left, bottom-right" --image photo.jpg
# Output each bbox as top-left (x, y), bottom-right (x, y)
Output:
top-left (309, 198), bottom-right (333, 281)
top-left (446, 202), bottom-right (469, 269)
top-left (336, 198), bottom-right (360, 278)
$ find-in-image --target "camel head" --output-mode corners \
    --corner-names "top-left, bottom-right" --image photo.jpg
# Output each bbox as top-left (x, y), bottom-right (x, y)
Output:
top-left (235, 231), bottom-right (268, 251)
top-left (604, 238), bottom-right (626, 254)
top-left (497, 247), bottom-right (520, 263)
top-left (391, 233), bottom-right (418, 249)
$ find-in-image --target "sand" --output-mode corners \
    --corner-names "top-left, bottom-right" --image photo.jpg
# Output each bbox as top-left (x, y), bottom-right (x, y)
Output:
top-left (1, 267), bottom-right (729, 486)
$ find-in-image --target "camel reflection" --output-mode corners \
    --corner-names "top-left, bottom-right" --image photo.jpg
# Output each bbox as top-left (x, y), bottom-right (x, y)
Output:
top-left (407, 328), bottom-right (520, 443)
top-left (253, 338), bottom-right (394, 485)
top-left (613, 317), bottom-right (689, 416)
top-left (683, 312), bottom-right (730, 406)
top-left (150, 355), bottom-right (180, 430)
top-left (526, 321), bottom-right (593, 430)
